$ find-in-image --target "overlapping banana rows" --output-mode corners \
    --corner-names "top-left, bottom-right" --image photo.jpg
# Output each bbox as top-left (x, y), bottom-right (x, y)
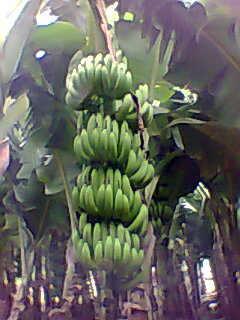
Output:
top-left (72, 166), bottom-right (148, 235)
top-left (115, 85), bottom-right (153, 129)
top-left (73, 114), bottom-right (154, 189)
top-left (149, 199), bottom-right (174, 232)
top-left (72, 213), bottom-right (144, 275)
top-left (66, 51), bottom-right (133, 108)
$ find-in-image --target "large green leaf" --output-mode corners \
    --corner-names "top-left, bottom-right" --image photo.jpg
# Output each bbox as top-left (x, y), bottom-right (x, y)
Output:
top-left (116, 20), bottom-right (175, 88)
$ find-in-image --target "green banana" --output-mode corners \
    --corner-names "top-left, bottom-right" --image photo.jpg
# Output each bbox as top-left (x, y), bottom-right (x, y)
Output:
top-left (106, 167), bottom-right (114, 186)
top-left (85, 61), bottom-right (94, 84)
top-left (108, 132), bottom-right (118, 162)
top-left (125, 149), bottom-right (137, 176)
top-left (113, 189), bottom-right (123, 220)
top-left (96, 184), bottom-right (105, 217)
top-left (116, 223), bottom-right (125, 244)
top-left (109, 222), bottom-right (116, 239)
top-left (98, 129), bottom-right (109, 161)
top-left (72, 186), bottom-right (79, 210)
top-left (121, 175), bottom-right (134, 207)
top-left (116, 93), bottom-right (133, 121)
top-left (112, 119), bottom-right (119, 142)
top-left (93, 222), bottom-right (102, 250)
top-left (118, 132), bottom-right (132, 166)
top-left (103, 53), bottom-right (112, 70)
top-left (104, 236), bottom-right (113, 261)
top-left (91, 128), bottom-right (100, 157)
top-left (113, 169), bottom-right (122, 197)
top-left (97, 167), bottom-right (105, 186)
top-left (79, 184), bottom-right (87, 211)
top-left (101, 65), bottom-right (111, 96)
top-left (118, 121), bottom-right (129, 156)
top-left (131, 134), bottom-right (141, 152)
top-left (80, 129), bottom-right (95, 159)
top-left (79, 212), bottom-right (88, 235)
top-left (128, 204), bottom-right (148, 233)
top-left (124, 228), bottom-right (132, 247)
top-left (129, 190), bottom-right (142, 221)
top-left (71, 230), bottom-right (80, 248)
top-left (113, 238), bottom-right (122, 261)
top-left (94, 240), bottom-right (104, 266)
top-left (121, 194), bottom-right (130, 222)
top-left (122, 242), bottom-right (131, 264)
top-left (109, 61), bottom-right (119, 90)
top-left (104, 184), bottom-right (114, 219)
top-left (85, 185), bottom-right (98, 216)
top-left (137, 163), bottom-right (155, 188)
top-left (82, 223), bottom-right (93, 247)
top-left (129, 159), bottom-right (149, 187)
top-left (138, 218), bottom-right (148, 236)
top-left (131, 233), bottom-right (140, 251)
top-left (101, 222), bottom-right (108, 243)
top-left (94, 53), bottom-right (103, 68)
top-left (73, 135), bottom-right (90, 163)
top-left (76, 239), bottom-right (84, 262)
top-left (90, 168), bottom-right (99, 200)
top-left (95, 113), bottom-right (104, 132)
top-left (94, 63), bottom-right (103, 96)
top-left (81, 242), bottom-right (92, 267)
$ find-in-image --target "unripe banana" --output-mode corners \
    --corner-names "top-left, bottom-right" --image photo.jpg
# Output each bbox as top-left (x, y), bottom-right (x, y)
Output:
top-left (104, 184), bottom-right (114, 219)
top-left (127, 204), bottom-right (148, 233)
top-left (104, 236), bottom-right (113, 261)
top-left (96, 184), bottom-right (105, 217)
top-left (112, 119), bottom-right (119, 142)
top-left (116, 224), bottom-right (125, 244)
top-left (85, 185), bottom-right (98, 216)
top-left (125, 149), bottom-right (137, 176)
top-left (124, 228), bottom-right (132, 247)
top-left (129, 159), bottom-right (149, 187)
top-left (80, 129), bottom-right (95, 159)
top-left (108, 132), bottom-right (118, 162)
top-left (113, 189), bottom-right (123, 220)
top-left (83, 223), bottom-right (93, 247)
top-left (122, 242), bottom-right (131, 264)
top-left (73, 135), bottom-right (90, 163)
top-left (71, 230), bottom-right (80, 248)
top-left (76, 239), bottom-right (84, 262)
top-left (118, 132), bottom-right (132, 166)
top-left (113, 238), bottom-right (122, 261)
top-left (81, 242), bottom-right (92, 267)
top-left (79, 212), bottom-right (88, 235)
top-left (79, 184), bottom-right (87, 211)
top-left (101, 222), bottom-right (108, 243)
top-left (94, 240), bottom-right (104, 266)
top-left (93, 223), bottom-right (102, 249)
top-left (137, 163), bottom-right (155, 189)
top-left (131, 233), bottom-right (140, 251)
top-left (121, 194), bottom-right (130, 222)
top-left (113, 169), bottom-right (122, 197)
top-left (109, 222), bottom-right (117, 239)
top-left (72, 186), bottom-right (79, 210)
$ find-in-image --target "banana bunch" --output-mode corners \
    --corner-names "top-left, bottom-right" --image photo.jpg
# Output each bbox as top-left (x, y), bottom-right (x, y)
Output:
top-left (115, 85), bottom-right (154, 129)
top-left (72, 217), bottom-right (144, 276)
top-left (65, 52), bottom-right (133, 108)
top-left (149, 200), bottom-right (173, 230)
top-left (73, 113), bottom-right (155, 188)
top-left (72, 166), bottom-right (148, 231)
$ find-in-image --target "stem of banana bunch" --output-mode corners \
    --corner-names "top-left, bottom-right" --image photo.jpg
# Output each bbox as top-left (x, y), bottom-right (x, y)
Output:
top-left (54, 150), bottom-right (77, 233)
top-left (89, 0), bottom-right (116, 61)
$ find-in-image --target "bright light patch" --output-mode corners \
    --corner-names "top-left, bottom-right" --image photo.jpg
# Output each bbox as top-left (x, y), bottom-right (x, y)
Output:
top-left (36, 8), bottom-right (58, 26)
top-left (35, 50), bottom-right (46, 60)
